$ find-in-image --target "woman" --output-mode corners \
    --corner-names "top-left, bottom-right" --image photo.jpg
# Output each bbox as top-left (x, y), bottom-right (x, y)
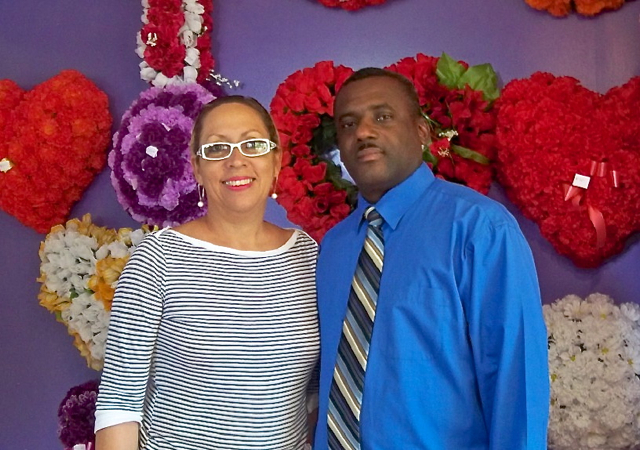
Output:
top-left (95, 96), bottom-right (319, 449)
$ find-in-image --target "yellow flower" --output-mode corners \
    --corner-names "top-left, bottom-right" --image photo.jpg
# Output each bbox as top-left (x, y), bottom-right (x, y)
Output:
top-left (77, 213), bottom-right (117, 246)
top-left (70, 331), bottom-right (103, 371)
top-left (88, 256), bottom-right (128, 310)
top-left (38, 286), bottom-right (70, 313)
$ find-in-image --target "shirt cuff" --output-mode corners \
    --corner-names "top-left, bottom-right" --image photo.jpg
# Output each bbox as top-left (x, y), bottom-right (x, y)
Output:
top-left (94, 410), bottom-right (142, 433)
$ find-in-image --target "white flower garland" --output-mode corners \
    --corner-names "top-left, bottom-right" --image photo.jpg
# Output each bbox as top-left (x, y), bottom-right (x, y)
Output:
top-left (545, 293), bottom-right (640, 449)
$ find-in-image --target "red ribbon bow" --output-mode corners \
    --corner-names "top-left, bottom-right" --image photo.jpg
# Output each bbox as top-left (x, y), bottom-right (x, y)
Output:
top-left (563, 161), bottom-right (619, 249)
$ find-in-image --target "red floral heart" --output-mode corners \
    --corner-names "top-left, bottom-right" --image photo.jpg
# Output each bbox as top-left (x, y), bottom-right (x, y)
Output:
top-left (0, 71), bottom-right (112, 233)
top-left (496, 72), bottom-right (640, 268)
top-left (271, 55), bottom-right (498, 241)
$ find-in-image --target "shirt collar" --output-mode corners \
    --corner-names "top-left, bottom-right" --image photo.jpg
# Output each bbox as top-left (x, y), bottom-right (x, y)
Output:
top-left (356, 163), bottom-right (434, 230)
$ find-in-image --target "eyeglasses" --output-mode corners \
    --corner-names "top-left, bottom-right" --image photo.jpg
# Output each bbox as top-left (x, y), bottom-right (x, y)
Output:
top-left (197, 138), bottom-right (276, 161)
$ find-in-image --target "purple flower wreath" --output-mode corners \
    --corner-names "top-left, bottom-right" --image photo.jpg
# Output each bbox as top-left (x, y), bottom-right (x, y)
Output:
top-left (109, 84), bottom-right (217, 227)
top-left (57, 379), bottom-right (99, 450)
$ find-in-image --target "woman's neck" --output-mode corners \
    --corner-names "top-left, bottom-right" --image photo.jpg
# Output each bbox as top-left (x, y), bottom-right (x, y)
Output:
top-left (175, 204), bottom-right (291, 252)
top-left (201, 212), bottom-right (271, 250)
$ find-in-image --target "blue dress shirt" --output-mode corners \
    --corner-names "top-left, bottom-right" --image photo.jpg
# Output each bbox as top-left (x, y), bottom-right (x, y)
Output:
top-left (314, 164), bottom-right (549, 449)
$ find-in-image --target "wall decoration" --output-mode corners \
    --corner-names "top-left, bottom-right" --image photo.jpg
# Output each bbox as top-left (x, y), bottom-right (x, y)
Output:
top-left (57, 379), bottom-right (99, 450)
top-left (109, 83), bottom-right (216, 227)
top-left (388, 53), bottom-right (498, 193)
top-left (524, 0), bottom-right (625, 17)
top-left (270, 54), bottom-right (499, 241)
top-left (270, 61), bottom-right (355, 242)
top-left (545, 293), bottom-right (640, 449)
top-left (137, 0), bottom-right (214, 86)
top-left (38, 214), bottom-right (154, 370)
top-left (0, 71), bottom-right (112, 234)
top-left (496, 72), bottom-right (640, 268)
top-left (318, 0), bottom-right (388, 11)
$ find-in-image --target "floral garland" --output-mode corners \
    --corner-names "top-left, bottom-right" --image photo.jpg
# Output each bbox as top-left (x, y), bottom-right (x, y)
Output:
top-left (110, 83), bottom-right (216, 227)
top-left (270, 54), bottom-right (499, 241)
top-left (317, 0), bottom-right (387, 11)
top-left (57, 379), bottom-right (99, 450)
top-left (496, 72), bottom-right (640, 268)
top-left (270, 61), bottom-right (355, 242)
top-left (0, 71), bottom-right (112, 233)
top-left (38, 214), bottom-right (154, 370)
top-left (524, 0), bottom-right (625, 17)
top-left (545, 293), bottom-right (640, 449)
top-left (387, 53), bottom-right (498, 193)
top-left (137, 0), bottom-right (214, 86)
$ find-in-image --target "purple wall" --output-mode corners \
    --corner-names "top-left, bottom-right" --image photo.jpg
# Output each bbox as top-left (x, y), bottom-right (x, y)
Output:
top-left (1, 1), bottom-right (639, 448)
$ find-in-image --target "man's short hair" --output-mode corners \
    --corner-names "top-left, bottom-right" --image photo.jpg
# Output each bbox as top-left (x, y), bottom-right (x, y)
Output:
top-left (337, 67), bottom-right (423, 118)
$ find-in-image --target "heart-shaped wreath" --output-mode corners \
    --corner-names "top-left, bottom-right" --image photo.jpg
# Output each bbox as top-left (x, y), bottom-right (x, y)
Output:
top-left (496, 72), bottom-right (640, 268)
top-left (0, 71), bottom-right (112, 234)
top-left (524, 0), bottom-right (626, 17)
top-left (38, 214), bottom-right (154, 370)
top-left (270, 54), bottom-right (499, 241)
top-left (317, 0), bottom-right (388, 10)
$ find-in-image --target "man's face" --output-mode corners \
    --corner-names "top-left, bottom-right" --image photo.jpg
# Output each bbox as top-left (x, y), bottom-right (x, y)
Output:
top-left (334, 76), bottom-right (428, 203)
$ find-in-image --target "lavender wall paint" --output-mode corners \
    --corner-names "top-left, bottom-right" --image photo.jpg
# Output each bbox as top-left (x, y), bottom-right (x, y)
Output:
top-left (1, 1), bottom-right (639, 448)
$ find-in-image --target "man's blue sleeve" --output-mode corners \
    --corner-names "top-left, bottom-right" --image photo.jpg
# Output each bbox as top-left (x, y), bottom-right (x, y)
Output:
top-left (459, 220), bottom-right (550, 449)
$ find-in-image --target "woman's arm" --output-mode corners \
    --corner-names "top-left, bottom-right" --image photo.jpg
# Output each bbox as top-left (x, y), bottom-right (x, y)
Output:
top-left (95, 422), bottom-right (139, 450)
top-left (95, 234), bottom-right (167, 446)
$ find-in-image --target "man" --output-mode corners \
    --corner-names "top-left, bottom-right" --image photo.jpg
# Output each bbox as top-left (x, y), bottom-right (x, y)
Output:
top-left (314, 68), bottom-right (549, 449)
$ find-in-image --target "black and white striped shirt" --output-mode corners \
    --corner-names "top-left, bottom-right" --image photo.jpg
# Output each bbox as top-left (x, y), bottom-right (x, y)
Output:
top-left (95, 228), bottom-right (319, 449)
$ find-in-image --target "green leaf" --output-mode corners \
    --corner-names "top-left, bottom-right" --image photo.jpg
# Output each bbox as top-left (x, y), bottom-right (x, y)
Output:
top-left (422, 146), bottom-right (439, 166)
top-left (458, 63), bottom-right (500, 102)
top-left (436, 52), bottom-right (466, 89)
top-left (422, 112), bottom-right (440, 129)
top-left (450, 144), bottom-right (491, 165)
top-left (311, 114), bottom-right (337, 157)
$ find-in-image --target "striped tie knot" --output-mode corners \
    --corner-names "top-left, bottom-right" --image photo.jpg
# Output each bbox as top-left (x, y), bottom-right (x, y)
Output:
top-left (364, 207), bottom-right (383, 228)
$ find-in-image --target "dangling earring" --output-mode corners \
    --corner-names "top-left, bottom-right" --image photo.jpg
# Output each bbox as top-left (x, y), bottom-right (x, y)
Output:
top-left (197, 184), bottom-right (205, 208)
top-left (270, 175), bottom-right (278, 200)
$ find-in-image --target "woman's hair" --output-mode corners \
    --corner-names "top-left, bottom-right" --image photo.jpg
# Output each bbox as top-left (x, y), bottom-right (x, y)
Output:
top-left (190, 95), bottom-right (280, 155)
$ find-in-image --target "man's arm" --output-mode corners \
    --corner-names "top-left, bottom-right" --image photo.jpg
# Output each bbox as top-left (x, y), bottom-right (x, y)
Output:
top-left (461, 220), bottom-right (550, 449)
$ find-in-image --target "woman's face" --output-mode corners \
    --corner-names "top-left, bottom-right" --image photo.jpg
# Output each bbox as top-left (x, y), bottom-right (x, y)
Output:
top-left (192, 102), bottom-right (281, 216)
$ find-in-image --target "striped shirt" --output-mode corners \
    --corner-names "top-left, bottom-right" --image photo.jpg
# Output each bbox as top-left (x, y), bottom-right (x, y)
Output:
top-left (95, 228), bottom-right (319, 450)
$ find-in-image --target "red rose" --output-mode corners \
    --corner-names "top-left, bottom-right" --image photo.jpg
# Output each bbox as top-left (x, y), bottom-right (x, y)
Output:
top-left (301, 161), bottom-right (327, 184)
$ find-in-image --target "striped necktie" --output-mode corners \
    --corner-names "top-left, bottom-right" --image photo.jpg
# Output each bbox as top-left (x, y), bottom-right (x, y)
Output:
top-left (328, 206), bottom-right (384, 450)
